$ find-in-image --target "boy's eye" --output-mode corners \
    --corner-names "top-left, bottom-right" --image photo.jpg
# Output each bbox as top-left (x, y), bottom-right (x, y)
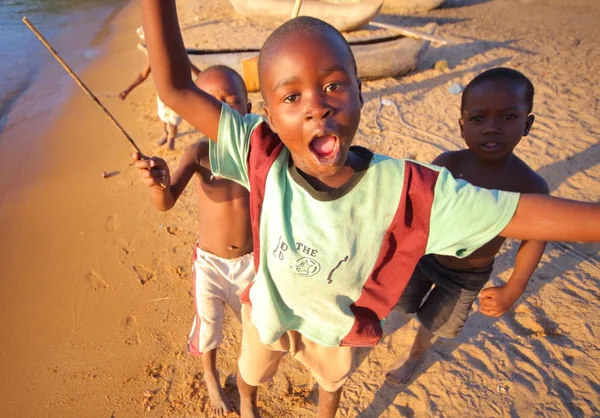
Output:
top-left (503, 114), bottom-right (517, 120)
top-left (283, 93), bottom-right (300, 103)
top-left (469, 116), bottom-right (484, 123)
top-left (325, 82), bottom-right (344, 93)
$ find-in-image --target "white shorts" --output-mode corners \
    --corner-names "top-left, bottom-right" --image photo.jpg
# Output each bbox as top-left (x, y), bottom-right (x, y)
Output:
top-left (188, 246), bottom-right (255, 355)
top-left (156, 96), bottom-right (182, 126)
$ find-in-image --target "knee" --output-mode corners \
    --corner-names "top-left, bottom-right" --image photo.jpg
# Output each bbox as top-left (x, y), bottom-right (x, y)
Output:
top-left (237, 359), bottom-right (276, 386)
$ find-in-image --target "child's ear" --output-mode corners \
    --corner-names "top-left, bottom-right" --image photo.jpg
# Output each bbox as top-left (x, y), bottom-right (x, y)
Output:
top-left (247, 102), bottom-right (252, 114)
top-left (523, 114), bottom-right (535, 136)
top-left (458, 117), bottom-right (465, 138)
top-left (358, 79), bottom-right (364, 108)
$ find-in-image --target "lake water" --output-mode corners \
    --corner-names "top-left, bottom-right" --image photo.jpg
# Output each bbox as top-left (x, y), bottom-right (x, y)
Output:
top-left (0, 0), bottom-right (128, 132)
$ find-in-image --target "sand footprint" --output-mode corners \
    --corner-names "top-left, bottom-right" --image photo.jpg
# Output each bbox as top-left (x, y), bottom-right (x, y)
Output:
top-left (175, 265), bottom-right (187, 279)
top-left (105, 215), bottom-right (116, 232)
top-left (124, 316), bottom-right (140, 345)
top-left (166, 225), bottom-right (180, 236)
top-left (87, 270), bottom-right (108, 291)
top-left (133, 265), bottom-right (154, 285)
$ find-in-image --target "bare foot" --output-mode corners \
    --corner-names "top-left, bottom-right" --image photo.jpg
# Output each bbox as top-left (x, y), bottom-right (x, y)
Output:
top-left (239, 396), bottom-right (260, 418)
top-left (167, 137), bottom-right (175, 150)
top-left (385, 354), bottom-right (421, 384)
top-left (156, 137), bottom-right (167, 146)
top-left (204, 374), bottom-right (232, 417)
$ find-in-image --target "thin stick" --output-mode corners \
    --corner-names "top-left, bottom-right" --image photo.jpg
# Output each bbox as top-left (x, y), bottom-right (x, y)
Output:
top-left (291, 0), bottom-right (304, 18)
top-left (369, 21), bottom-right (448, 45)
top-left (22, 17), bottom-right (146, 156)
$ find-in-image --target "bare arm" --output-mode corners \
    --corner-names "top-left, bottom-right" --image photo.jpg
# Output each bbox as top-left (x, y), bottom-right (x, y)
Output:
top-left (499, 194), bottom-right (600, 243)
top-left (499, 180), bottom-right (550, 296)
top-left (479, 239), bottom-right (547, 317)
top-left (118, 63), bottom-right (151, 100)
top-left (508, 240), bottom-right (547, 291)
top-left (132, 143), bottom-right (207, 211)
top-left (168, 142), bottom-right (208, 204)
top-left (141, 0), bottom-right (222, 140)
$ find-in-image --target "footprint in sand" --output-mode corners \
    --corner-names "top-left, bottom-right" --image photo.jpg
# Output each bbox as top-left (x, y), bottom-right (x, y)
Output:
top-left (124, 316), bottom-right (140, 345)
top-left (105, 215), bottom-right (116, 232)
top-left (133, 265), bottom-right (153, 285)
top-left (166, 225), bottom-right (180, 236)
top-left (175, 265), bottom-right (187, 279)
top-left (87, 270), bottom-right (108, 291)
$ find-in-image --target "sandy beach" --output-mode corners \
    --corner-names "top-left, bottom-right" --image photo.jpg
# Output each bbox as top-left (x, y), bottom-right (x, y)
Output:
top-left (0, 0), bottom-right (598, 416)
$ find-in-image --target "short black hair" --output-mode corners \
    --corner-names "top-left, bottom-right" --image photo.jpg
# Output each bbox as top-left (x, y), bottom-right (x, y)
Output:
top-left (258, 16), bottom-right (357, 98)
top-left (197, 65), bottom-right (248, 99)
top-left (461, 67), bottom-right (535, 113)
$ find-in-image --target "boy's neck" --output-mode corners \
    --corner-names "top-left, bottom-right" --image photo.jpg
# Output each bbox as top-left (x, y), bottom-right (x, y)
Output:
top-left (295, 148), bottom-right (367, 192)
top-left (470, 151), bottom-right (517, 170)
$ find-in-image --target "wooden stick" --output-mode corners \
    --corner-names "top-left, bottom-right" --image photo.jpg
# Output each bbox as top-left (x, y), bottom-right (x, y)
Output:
top-left (22, 17), bottom-right (146, 156)
top-left (369, 21), bottom-right (448, 45)
top-left (291, 0), bottom-right (304, 18)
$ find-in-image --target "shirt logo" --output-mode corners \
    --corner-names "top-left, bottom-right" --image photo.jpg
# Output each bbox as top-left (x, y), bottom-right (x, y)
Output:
top-left (294, 257), bottom-right (321, 277)
top-left (456, 248), bottom-right (467, 257)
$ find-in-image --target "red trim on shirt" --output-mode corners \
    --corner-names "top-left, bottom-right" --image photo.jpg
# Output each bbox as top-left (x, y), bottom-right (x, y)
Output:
top-left (341, 162), bottom-right (439, 346)
top-left (240, 121), bottom-right (284, 305)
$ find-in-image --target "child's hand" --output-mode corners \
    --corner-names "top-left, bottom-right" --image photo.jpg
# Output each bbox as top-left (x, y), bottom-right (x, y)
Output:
top-left (132, 152), bottom-right (170, 190)
top-left (118, 90), bottom-right (129, 100)
top-left (478, 285), bottom-right (523, 317)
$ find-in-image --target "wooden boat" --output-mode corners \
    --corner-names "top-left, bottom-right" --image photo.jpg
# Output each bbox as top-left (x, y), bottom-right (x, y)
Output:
top-left (381, 0), bottom-right (445, 14)
top-left (228, 0), bottom-right (383, 33)
top-left (137, 24), bottom-right (434, 92)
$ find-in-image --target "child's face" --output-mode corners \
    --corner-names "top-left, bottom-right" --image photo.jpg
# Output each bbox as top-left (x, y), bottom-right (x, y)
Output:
top-left (460, 80), bottom-right (534, 161)
top-left (196, 70), bottom-right (251, 116)
top-left (261, 32), bottom-right (363, 179)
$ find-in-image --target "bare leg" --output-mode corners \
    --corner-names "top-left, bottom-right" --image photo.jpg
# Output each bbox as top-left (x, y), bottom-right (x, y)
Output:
top-left (202, 348), bottom-right (231, 416)
top-left (386, 324), bottom-right (437, 384)
top-left (157, 122), bottom-right (168, 146)
top-left (167, 124), bottom-right (177, 150)
top-left (317, 385), bottom-right (342, 418)
top-left (236, 372), bottom-right (260, 418)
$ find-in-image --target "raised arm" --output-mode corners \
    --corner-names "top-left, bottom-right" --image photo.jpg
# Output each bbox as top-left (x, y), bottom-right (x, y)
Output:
top-left (500, 194), bottom-right (599, 242)
top-left (141, 0), bottom-right (222, 140)
top-left (118, 63), bottom-right (151, 100)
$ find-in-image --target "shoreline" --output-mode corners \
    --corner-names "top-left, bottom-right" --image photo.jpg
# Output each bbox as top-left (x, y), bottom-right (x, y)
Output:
top-left (0, 0), bottom-right (132, 207)
top-left (0, 2), bottom-right (180, 415)
top-left (0, 1), bottom-right (129, 127)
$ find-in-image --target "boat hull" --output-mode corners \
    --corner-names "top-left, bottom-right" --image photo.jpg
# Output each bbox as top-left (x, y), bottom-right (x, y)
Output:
top-left (228, 0), bottom-right (383, 32)
top-left (137, 26), bottom-right (433, 92)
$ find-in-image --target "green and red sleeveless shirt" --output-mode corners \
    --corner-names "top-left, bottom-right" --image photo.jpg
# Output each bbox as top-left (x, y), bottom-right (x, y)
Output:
top-left (210, 104), bottom-right (519, 348)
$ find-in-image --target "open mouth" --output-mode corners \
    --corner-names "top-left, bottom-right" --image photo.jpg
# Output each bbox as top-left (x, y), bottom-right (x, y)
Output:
top-left (480, 142), bottom-right (502, 152)
top-left (309, 134), bottom-right (340, 164)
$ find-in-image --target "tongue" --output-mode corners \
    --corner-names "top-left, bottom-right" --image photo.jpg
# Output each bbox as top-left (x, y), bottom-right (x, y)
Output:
top-left (312, 136), bottom-right (336, 156)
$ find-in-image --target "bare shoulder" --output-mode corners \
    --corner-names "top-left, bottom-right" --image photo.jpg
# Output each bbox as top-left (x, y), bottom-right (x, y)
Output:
top-left (432, 150), bottom-right (469, 171)
top-left (512, 157), bottom-right (549, 194)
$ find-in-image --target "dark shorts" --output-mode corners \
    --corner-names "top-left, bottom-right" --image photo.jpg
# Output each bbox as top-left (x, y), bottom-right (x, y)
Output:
top-left (395, 254), bottom-right (493, 338)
